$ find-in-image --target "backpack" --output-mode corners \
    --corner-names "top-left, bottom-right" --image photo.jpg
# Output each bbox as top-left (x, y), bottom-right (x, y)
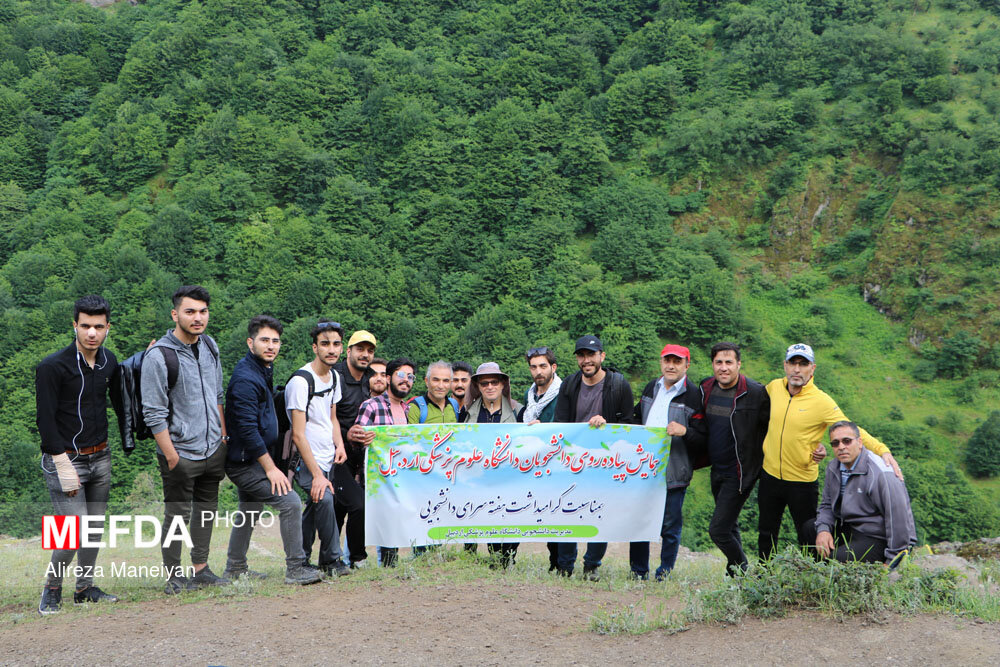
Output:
top-left (271, 369), bottom-right (339, 477)
top-left (118, 337), bottom-right (219, 453)
top-left (407, 395), bottom-right (461, 423)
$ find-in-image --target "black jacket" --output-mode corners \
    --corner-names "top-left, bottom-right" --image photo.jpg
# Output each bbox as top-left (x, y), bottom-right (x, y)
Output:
top-left (700, 374), bottom-right (770, 494)
top-left (554, 368), bottom-right (633, 424)
top-left (633, 376), bottom-right (707, 489)
top-left (225, 352), bottom-right (279, 464)
top-left (35, 343), bottom-right (121, 456)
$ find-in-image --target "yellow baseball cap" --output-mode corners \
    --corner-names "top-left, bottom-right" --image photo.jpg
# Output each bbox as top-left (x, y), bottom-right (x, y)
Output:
top-left (347, 330), bottom-right (377, 348)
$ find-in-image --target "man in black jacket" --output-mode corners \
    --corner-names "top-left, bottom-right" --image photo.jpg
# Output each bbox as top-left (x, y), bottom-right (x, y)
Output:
top-left (699, 342), bottom-right (770, 576)
top-left (36, 295), bottom-right (122, 614)
top-left (223, 315), bottom-right (320, 585)
top-left (553, 335), bottom-right (634, 580)
top-left (632, 345), bottom-right (707, 580)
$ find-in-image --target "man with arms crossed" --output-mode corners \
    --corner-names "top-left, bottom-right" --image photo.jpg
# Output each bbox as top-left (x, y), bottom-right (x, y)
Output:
top-left (223, 315), bottom-right (320, 585)
top-left (142, 285), bottom-right (230, 594)
top-left (36, 295), bottom-right (121, 614)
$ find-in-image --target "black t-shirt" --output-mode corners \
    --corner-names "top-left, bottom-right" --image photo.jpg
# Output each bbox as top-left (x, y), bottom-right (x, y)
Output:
top-left (705, 383), bottom-right (738, 475)
top-left (332, 360), bottom-right (372, 440)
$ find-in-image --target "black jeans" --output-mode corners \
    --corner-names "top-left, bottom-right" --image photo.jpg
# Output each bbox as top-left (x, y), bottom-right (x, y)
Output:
top-left (757, 470), bottom-right (818, 562)
top-left (709, 470), bottom-right (753, 575)
top-left (801, 519), bottom-right (887, 565)
top-left (157, 444), bottom-right (227, 573)
top-left (332, 462), bottom-right (367, 564)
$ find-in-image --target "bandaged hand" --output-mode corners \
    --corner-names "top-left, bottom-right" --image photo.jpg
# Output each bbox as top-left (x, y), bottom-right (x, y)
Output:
top-left (51, 453), bottom-right (81, 495)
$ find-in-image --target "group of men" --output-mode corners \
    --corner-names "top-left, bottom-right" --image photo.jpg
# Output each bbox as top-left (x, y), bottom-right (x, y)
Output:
top-left (35, 287), bottom-right (917, 615)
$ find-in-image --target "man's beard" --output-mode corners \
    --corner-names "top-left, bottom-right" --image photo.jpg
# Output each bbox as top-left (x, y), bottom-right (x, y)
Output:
top-left (389, 383), bottom-right (409, 399)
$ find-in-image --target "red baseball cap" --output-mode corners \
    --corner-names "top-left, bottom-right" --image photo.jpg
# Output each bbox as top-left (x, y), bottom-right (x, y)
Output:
top-left (660, 344), bottom-right (690, 360)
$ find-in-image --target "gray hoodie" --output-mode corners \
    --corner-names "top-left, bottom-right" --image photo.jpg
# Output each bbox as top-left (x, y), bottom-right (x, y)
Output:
top-left (816, 449), bottom-right (917, 564)
top-left (141, 330), bottom-right (224, 460)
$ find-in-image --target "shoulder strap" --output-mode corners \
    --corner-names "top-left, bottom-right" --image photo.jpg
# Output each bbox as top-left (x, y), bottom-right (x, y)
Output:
top-left (414, 395), bottom-right (428, 423)
top-left (447, 397), bottom-right (460, 418)
top-left (201, 334), bottom-right (220, 360)
top-left (158, 347), bottom-right (179, 392)
top-left (289, 369), bottom-right (319, 423)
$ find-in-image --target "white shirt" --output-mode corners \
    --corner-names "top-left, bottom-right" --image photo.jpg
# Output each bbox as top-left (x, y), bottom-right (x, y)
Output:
top-left (285, 364), bottom-right (342, 472)
top-left (646, 375), bottom-right (687, 427)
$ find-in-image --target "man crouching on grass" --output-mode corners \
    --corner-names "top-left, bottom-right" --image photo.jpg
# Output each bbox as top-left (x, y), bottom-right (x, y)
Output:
top-left (808, 421), bottom-right (916, 568)
top-left (223, 315), bottom-right (321, 585)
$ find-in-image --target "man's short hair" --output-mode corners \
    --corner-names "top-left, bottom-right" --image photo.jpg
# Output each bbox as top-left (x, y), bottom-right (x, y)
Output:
top-left (525, 346), bottom-right (556, 365)
top-left (387, 357), bottom-right (417, 378)
top-left (172, 285), bottom-right (211, 308)
top-left (310, 318), bottom-right (344, 343)
top-left (452, 361), bottom-right (473, 375)
top-left (710, 342), bottom-right (741, 362)
top-left (829, 420), bottom-right (861, 439)
top-left (371, 357), bottom-right (388, 367)
top-left (248, 314), bottom-right (283, 339)
top-left (425, 360), bottom-right (452, 381)
top-left (73, 295), bottom-right (111, 322)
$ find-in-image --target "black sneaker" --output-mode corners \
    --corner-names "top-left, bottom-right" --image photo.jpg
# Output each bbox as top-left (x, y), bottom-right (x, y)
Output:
top-left (74, 586), bottom-right (119, 604)
top-left (582, 565), bottom-right (601, 582)
top-left (164, 575), bottom-right (198, 595)
top-left (284, 565), bottom-right (322, 585)
top-left (191, 566), bottom-right (231, 587)
top-left (319, 562), bottom-right (351, 577)
top-left (222, 567), bottom-right (268, 581)
top-left (38, 586), bottom-right (62, 615)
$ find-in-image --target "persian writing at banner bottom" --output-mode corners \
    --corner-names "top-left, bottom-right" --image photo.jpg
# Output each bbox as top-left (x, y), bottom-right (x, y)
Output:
top-left (364, 423), bottom-right (670, 548)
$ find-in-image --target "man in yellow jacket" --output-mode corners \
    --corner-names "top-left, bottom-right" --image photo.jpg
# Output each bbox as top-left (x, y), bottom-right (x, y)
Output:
top-left (757, 343), bottom-right (902, 562)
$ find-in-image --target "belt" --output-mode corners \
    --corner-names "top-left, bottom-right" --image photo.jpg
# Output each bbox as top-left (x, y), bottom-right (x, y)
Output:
top-left (69, 441), bottom-right (107, 456)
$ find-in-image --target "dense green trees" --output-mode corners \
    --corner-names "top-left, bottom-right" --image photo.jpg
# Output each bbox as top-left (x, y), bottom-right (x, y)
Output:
top-left (0, 0), bottom-right (996, 543)
top-left (965, 411), bottom-right (1000, 478)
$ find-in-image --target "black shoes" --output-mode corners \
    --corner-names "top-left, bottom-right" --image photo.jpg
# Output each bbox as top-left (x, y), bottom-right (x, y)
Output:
top-left (191, 566), bottom-right (231, 587)
top-left (319, 562), bottom-right (351, 577)
top-left (284, 565), bottom-right (323, 585)
top-left (582, 565), bottom-right (601, 582)
top-left (222, 567), bottom-right (268, 581)
top-left (38, 586), bottom-right (62, 615)
top-left (164, 575), bottom-right (198, 595)
top-left (73, 586), bottom-right (119, 604)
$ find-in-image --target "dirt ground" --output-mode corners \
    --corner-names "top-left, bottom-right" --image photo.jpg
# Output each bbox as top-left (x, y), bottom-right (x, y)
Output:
top-left (2, 576), bottom-right (997, 666)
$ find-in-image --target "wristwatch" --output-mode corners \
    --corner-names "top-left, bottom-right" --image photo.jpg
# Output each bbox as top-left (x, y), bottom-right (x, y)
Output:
top-left (221, 436), bottom-right (230, 443)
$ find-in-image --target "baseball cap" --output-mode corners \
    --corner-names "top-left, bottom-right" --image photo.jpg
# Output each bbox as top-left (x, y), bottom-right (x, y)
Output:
top-left (348, 330), bottom-right (377, 348)
top-left (660, 344), bottom-right (690, 360)
top-left (785, 343), bottom-right (815, 363)
top-left (574, 335), bottom-right (603, 353)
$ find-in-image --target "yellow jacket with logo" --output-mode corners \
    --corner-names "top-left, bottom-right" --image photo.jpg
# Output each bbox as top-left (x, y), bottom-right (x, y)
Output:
top-left (763, 377), bottom-right (889, 482)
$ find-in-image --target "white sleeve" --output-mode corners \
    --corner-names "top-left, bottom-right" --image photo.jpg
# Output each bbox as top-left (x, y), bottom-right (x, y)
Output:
top-left (284, 375), bottom-right (309, 414)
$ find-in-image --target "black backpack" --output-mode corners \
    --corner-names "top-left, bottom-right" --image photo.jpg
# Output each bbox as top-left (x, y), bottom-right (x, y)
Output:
top-left (118, 338), bottom-right (219, 453)
top-left (271, 369), bottom-right (338, 476)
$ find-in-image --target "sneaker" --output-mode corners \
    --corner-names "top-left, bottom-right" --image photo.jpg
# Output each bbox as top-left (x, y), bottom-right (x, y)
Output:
top-left (629, 571), bottom-right (649, 581)
top-left (38, 586), bottom-right (62, 615)
top-left (222, 567), bottom-right (268, 581)
top-left (319, 562), bottom-right (351, 577)
top-left (555, 567), bottom-right (573, 577)
top-left (582, 565), bottom-right (601, 582)
top-left (73, 586), bottom-right (119, 604)
top-left (191, 566), bottom-right (231, 587)
top-left (654, 567), bottom-right (671, 582)
top-left (164, 575), bottom-right (199, 595)
top-left (284, 565), bottom-right (322, 585)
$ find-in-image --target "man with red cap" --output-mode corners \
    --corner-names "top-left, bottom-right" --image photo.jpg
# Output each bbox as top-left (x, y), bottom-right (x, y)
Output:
top-left (632, 343), bottom-right (707, 580)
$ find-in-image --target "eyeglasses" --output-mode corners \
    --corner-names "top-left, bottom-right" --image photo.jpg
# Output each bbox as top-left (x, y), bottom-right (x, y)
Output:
top-left (830, 437), bottom-right (856, 448)
top-left (394, 371), bottom-right (416, 382)
top-left (478, 378), bottom-right (502, 387)
top-left (526, 346), bottom-right (550, 358)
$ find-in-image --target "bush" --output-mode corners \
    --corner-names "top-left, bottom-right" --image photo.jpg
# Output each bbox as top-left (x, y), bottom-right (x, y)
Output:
top-left (965, 410), bottom-right (1000, 477)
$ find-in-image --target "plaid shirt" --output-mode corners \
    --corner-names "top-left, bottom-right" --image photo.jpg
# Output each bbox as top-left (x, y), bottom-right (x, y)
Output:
top-left (354, 393), bottom-right (400, 426)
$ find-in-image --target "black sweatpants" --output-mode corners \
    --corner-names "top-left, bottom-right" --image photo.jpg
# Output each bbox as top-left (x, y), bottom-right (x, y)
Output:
top-left (709, 470), bottom-right (753, 575)
top-left (756, 470), bottom-right (818, 562)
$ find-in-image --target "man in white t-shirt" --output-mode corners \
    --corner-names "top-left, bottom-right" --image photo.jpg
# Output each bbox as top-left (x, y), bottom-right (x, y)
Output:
top-left (286, 319), bottom-right (350, 577)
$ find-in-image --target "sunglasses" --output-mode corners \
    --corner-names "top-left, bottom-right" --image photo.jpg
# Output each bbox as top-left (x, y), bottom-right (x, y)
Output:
top-left (316, 320), bottom-right (342, 331)
top-left (526, 346), bottom-right (550, 358)
top-left (830, 437), bottom-right (856, 448)
top-left (478, 378), bottom-right (502, 387)
top-left (394, 371), bottom-right (416, 382)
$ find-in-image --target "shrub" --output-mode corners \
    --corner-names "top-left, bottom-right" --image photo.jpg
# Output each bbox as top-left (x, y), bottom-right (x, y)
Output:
top-left (965, 410), bottom-right (1000, 477)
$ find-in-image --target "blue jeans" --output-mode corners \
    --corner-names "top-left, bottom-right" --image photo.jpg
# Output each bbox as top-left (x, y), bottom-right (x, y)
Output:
top-left (655, 486), bottom-right (687, 578)
top-left (42, 449), bottom-right (111, 589)
top-left (554, 542), bottom-right (607, 571)
top-left (225, 461), bottom-right (305, 571)
top-left (296, 465), bottom-right (344, 567)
